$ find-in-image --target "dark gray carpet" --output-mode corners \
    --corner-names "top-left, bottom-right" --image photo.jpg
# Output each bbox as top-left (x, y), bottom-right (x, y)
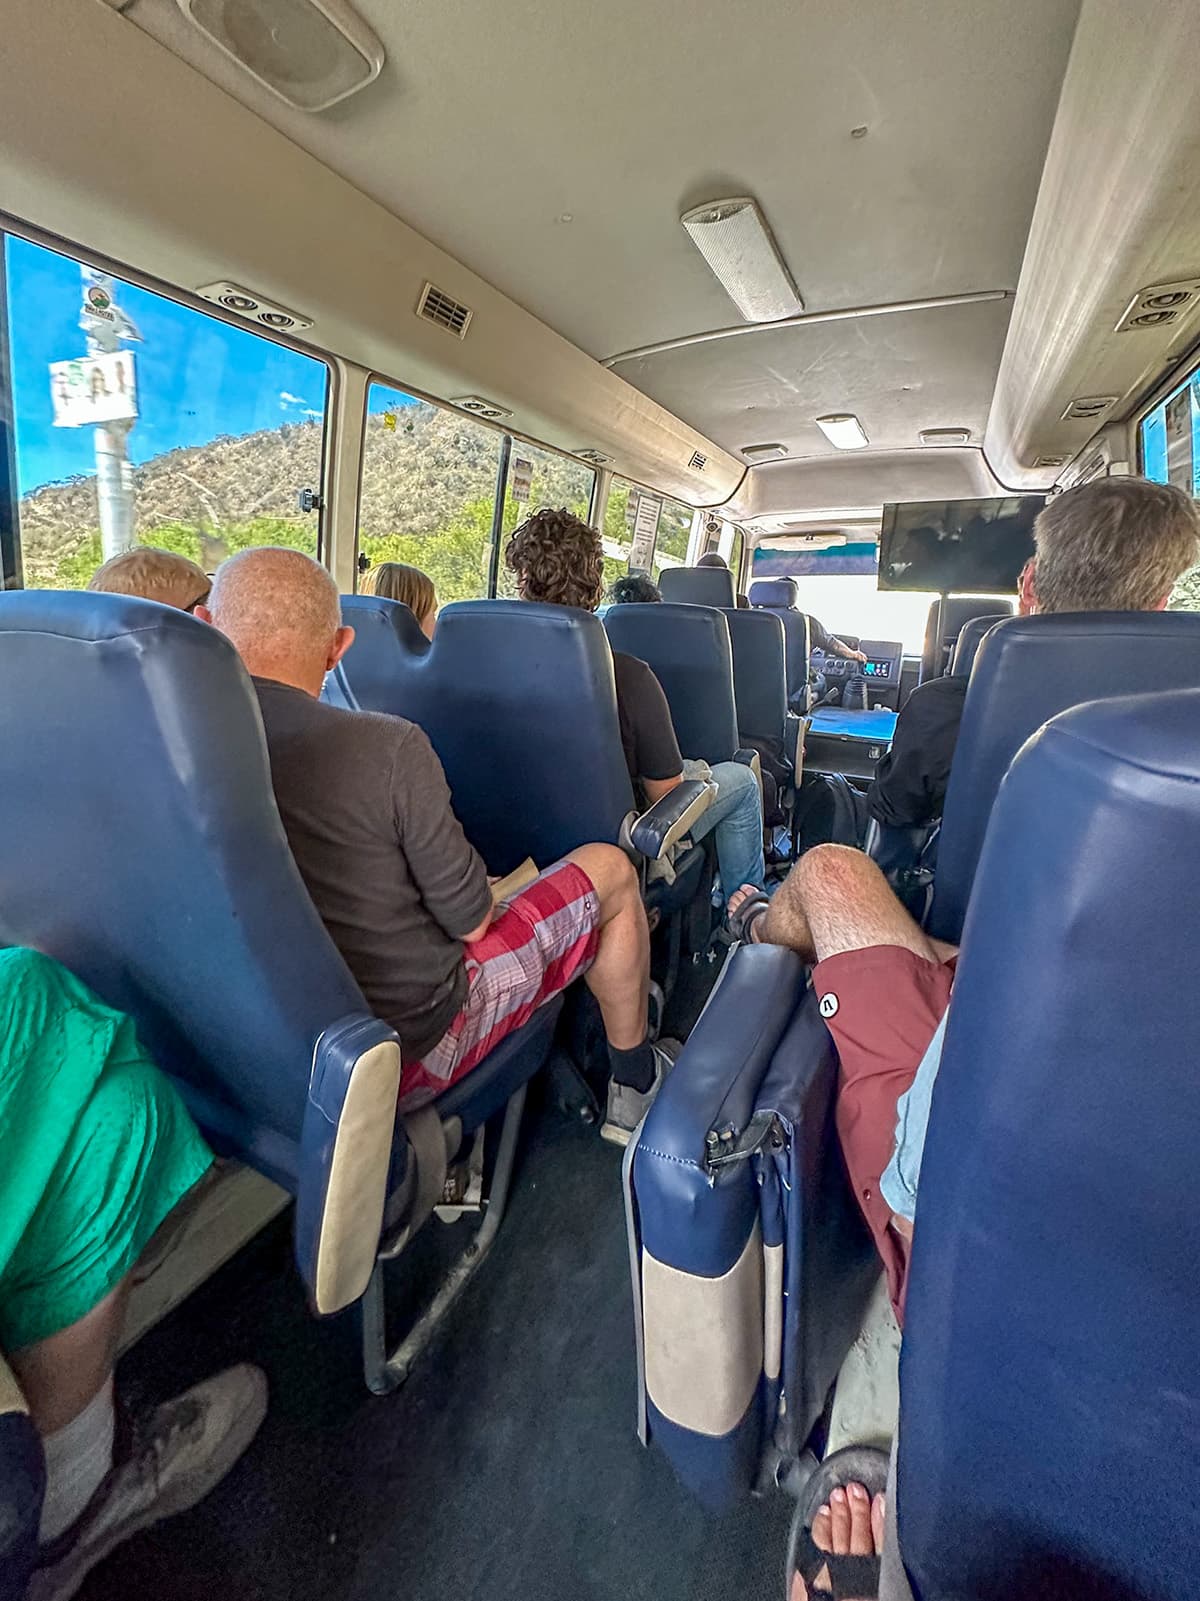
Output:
top-left (87, 1096), bottom-right (792, 1601)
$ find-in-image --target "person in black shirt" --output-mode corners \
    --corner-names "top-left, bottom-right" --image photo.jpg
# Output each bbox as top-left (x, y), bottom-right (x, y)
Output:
top-left (868, 479), bottom-right (1200, 828)
top-left (807, 614), bottom-right (867, 663)
top-left (505, 508), bottom-right (766, 906)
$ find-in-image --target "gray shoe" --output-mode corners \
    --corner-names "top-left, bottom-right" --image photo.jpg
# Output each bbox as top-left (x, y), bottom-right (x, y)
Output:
top-left (30, 1363), bottom-right (268, 1601)
top-left (601, 1040), bottom-right (680, 1147)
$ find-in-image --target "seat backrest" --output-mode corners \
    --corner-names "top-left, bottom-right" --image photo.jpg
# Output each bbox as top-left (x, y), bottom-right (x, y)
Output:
top-left (342, 597), bottom-right (633, 875)
top-left (921, 595), bottom-right (1014, 682)
top-left (339, 593), bottom-right (430, 703)
top-left (900, 689), bottom-right (1200, 1601)
top-left (749, 576), bottom-right (799, 609)
top-left (929, 610), bottom-right (1200, 943)
top-left (660, 565), bottom-right (736, 608)
top-left (603, 601), bottom-right (740, 764)
top-left (0, 592), bottom-right (399, 1311)
top-left (948, 612), bottom-right (1007, 677)
top-left (724, 607), bottom-right (788, 746)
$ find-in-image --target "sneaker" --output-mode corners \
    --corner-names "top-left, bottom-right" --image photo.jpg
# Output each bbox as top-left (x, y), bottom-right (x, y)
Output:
top-left (601, 1039), bottom-right (680, 1147)
top-left (30, 1364), bottom-right (268, 1601)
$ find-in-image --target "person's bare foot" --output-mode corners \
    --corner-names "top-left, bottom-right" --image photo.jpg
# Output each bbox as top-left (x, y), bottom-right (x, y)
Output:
top-left (727, 883), bottom-right (767, 941)
top-left (790, 1482), bottom-right (886, 1601)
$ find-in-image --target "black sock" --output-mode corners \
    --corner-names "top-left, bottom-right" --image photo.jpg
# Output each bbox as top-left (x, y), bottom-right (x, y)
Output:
top-left (608, 1038), bottom-right (656, 1094)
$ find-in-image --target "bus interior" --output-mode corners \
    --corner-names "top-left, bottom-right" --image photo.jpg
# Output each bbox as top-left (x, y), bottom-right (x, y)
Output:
top-left (2, 1), bottom-right (1200, 1598)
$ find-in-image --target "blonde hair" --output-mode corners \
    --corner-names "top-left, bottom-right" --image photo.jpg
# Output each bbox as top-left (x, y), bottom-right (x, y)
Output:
top-left (362, 561), bottom-right (436, 621)
top-left (1033, 478), bottom-right (1200, 614)
top-left (87, 547), bottom-right (210, 610)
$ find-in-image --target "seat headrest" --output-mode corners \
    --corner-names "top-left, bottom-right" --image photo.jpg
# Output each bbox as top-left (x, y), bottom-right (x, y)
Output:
top-left (901, 687), bottom-right (1200, 1601)
top-left (931, 609), bottom-right (1200, 942)
top-left (749, 576), bottom-right (799, 609)
top-left (659, 566), bottom-right (736, 608)
top-left (949, 612), bottom-right (1007, 677)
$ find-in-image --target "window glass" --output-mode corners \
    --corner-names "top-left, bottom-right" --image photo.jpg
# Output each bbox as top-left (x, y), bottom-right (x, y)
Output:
top-left (495, 442), bottom-right (595, 598)
top-left (602, 477), bottom-right (692, 589)
top-left (780, 573), bottom-right (937, 655)
top-left (729, 526), bottom-right (746, 593)
top-left (359, 384), bottom-right (504, 603)
top-left (1140, 362), bottom-right (1200, 610)
top-left (6, 233), bottom-right (326, 588)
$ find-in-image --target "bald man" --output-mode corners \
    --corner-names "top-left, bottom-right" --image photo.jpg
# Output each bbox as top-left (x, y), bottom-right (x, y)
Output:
top-left (200, 549), bottom-right (670, 1128)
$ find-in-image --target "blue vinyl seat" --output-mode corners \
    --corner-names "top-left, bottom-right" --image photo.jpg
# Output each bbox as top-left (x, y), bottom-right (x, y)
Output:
top-left (749, 577), bottom-right (813, 713)
top-left (603, 600), bottom-right (742, 767)
top-left (920, 595), bottom-right (1014, 683)
top-left (0, 592), bottom-right (561, 1393)
top-left (929, 610), bottom-right (1200, 943)
top-left (898, 689), bottom-right (1200, 1600)
top-left (947, 611), bottom-right (1007, 678)
top-left (658, 565), bottom-right (736, 609)
top-left (628, 945), bottom-right (878, 1509)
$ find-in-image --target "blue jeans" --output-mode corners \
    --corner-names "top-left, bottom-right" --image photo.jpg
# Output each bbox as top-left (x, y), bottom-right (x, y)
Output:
top-left (689, 760), bottom-right (765, 906)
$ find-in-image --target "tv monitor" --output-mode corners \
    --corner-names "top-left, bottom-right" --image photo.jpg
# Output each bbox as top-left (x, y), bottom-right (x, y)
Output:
top-left (877, 495), bottom-right (1045, 594)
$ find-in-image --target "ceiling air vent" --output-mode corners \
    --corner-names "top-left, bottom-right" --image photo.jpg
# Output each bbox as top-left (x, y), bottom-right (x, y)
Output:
top-left (1061, 395), bottom-right (1117, 422)
top-left (919, 427), bottom-right (971, 447)
top-left (741, 442), bottom-right (789, 463)
top-left (451, 394), bottom-right (511, 421)
top-left (195, 281), bottom-right (313, 332)
top-left (574, 448), bottom-right (613, 466)
top-left (687, 450), bottom-right (708, 472)
top-left (1033, 453), bottom-right (1068, 469)
top-left (1115, 278), bottom-right (1200, 333)
top-left (417, 282), bottom-right (473, 339)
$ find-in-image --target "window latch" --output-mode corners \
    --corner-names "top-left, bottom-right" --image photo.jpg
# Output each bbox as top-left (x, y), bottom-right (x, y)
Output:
top-left (298, 487), bottom-right (324, 514)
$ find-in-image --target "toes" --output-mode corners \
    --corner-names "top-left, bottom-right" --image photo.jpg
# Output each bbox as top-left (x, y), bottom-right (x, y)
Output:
top-left (789, 1570), bottom-right (810, 1601)
top-left (811, 1504), bottom-right (833, 1554)
top-left (871, 1491), bottom-right (887, 1556)
top-left (827, 1486), bottom-right (852, 1554)
top-left (846, 1482), bottom-right (874, 1556)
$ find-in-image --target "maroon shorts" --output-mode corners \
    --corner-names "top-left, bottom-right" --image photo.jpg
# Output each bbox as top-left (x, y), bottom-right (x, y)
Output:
top-left (399, 861), bottom-right (601, 1112)
top-left (811, 944), bottom-right (955, 1317)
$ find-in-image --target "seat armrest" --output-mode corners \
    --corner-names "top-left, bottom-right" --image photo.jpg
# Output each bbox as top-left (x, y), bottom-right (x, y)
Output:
top-left (786, 713), bottom-right (808, 778)
top-left (294, 1013), bottom-right (403, 1315)
top-left (629, 779), bottom-right (714, 861)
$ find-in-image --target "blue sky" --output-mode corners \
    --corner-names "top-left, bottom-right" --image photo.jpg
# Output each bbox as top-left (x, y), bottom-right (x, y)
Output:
top-left (6, 234), bottom-right (338, 494)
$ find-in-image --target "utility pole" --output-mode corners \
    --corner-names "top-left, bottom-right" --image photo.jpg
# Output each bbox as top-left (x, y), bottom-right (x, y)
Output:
top-left (80, 267), bottom-right (136, 560)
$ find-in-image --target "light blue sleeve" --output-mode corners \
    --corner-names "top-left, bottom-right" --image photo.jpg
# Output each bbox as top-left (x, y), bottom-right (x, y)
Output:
top-left (879, 1010), bottom-right (948, 1223)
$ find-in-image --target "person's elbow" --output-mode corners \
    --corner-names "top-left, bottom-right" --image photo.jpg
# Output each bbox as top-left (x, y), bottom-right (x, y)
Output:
top-left (460, 905), bottom-right (494, 945)
top-left (643, 773), bottom-right (683, 806)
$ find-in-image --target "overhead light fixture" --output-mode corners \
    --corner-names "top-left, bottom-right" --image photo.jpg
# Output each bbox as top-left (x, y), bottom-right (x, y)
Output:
top-left (176, 0), bottom-right (384, 112)
top-left (680, 197), bottom-right (804, 324)
top-left (815, 413), bottom-right (869, 451)
top-left (741, 442), bottom-right (789, 463)
top-left (919, 427), bottom-right (971, 447)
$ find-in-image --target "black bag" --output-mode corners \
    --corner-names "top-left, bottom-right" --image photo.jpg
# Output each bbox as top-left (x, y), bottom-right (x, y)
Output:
top-left (792, 772), bottom-right (868, 853)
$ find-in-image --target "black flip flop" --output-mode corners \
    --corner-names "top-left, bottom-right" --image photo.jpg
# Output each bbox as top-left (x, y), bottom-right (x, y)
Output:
top-left (785, 1446), bottom-right (889, 1600)
top-left (727, 889), bottom-right (770, 944)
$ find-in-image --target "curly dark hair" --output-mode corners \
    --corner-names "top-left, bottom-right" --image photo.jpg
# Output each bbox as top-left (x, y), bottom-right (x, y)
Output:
top-left (504, 507), bottom-right (605, 612)
top-left (609, 573), bottom-right (662, 605)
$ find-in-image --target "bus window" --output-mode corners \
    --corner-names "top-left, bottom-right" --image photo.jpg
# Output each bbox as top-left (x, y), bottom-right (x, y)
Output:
top-left (772, 570), bottom-right (938, 654)
top-left (494, 442), bottom-right (595, 597)
top-left (5, 232), bottom-right (327, 588)
top-left (1139, 357), bottom-right (1200, 609)
top-left (729, 526), bottom-right (746, 593)
top-left (603, 476), bottom-right (690, 587)
top-left (360, 385), bottom-right (505, 603)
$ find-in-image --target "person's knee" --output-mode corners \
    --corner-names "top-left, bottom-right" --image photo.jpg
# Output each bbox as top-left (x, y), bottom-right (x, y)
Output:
top-left (794, 842), bottom-right (876, 899)
top-left (567, 841), bottom-right (638, 906)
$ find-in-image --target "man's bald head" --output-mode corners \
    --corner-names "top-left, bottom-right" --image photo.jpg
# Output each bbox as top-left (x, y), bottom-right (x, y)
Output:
top-left (201, 547), bottom-right (354, 696)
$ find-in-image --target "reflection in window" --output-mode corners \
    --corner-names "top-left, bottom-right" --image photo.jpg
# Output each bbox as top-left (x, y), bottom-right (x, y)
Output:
top-left (6, 234), bottom-right (326, 588)
top-left (360, 385), bottom-right (504, 604)
top-left (729, 526), bottom-right (746, 593)
top-left (495, 442), bottom-right (595, 599)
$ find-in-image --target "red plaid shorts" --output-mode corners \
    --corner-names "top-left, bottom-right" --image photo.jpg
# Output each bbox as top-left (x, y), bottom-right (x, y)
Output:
top-left (398, 860), bottom-right (601, 1111)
